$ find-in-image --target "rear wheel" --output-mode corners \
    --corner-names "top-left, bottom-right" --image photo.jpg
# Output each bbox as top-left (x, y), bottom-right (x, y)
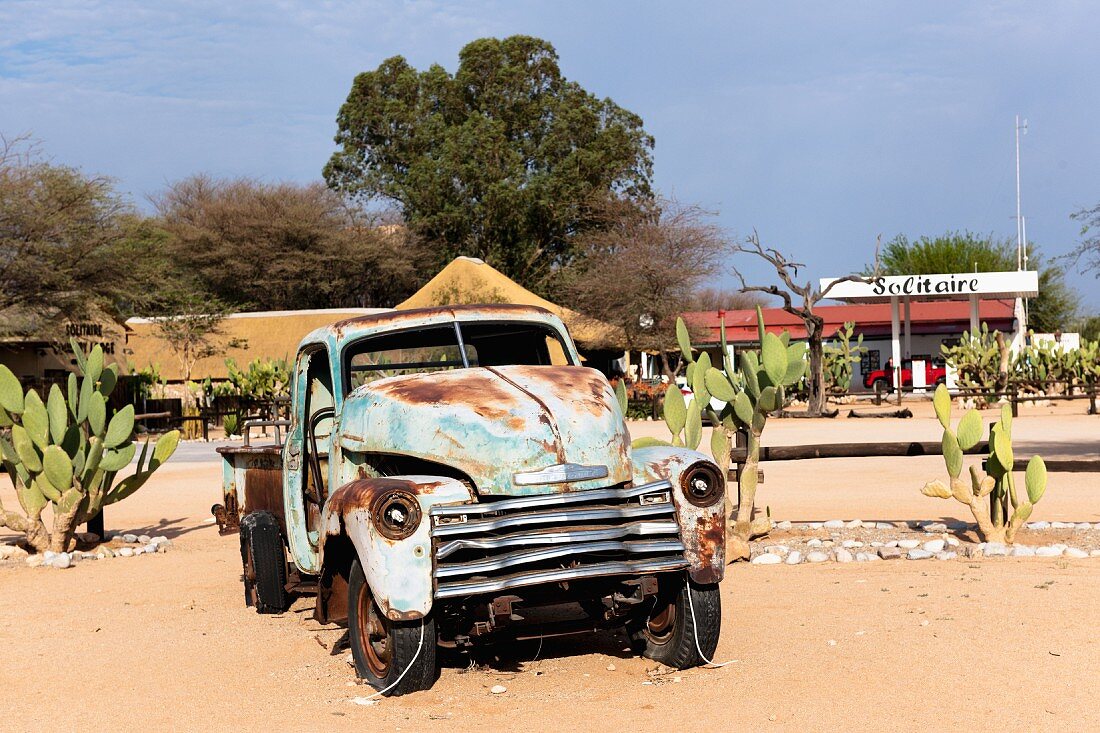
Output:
top-left (629, 572), bottom-right (720, 669)
top-left (347, 559), bottom-right (438, 696)
top-left (239, 511), bottom-right (290, 614)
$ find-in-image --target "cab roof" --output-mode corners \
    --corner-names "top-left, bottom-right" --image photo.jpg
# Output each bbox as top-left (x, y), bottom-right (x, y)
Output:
top-left (297, 304), bottom-right (571, 355)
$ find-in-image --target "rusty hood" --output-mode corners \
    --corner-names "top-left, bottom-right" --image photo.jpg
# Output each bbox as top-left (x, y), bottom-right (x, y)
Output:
top-left (338, 365), bottom-right (632, 496)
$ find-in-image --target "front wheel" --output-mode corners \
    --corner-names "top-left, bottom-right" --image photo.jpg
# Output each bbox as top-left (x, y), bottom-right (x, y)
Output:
top-left (628, 573), bottom-right (721, 669)
top-left (347, 559), bottom-right (438, 696)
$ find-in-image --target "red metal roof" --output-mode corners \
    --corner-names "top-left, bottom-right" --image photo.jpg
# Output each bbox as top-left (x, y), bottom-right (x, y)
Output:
top-left (683, 300), bottom-right (1016, 344)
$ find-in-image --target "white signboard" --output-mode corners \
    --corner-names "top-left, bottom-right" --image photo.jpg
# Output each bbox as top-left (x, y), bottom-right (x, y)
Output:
top-left (820, 271), bottom-right (1039, 302)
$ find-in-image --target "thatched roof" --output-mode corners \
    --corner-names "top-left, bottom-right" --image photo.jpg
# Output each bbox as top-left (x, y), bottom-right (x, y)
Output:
top-left (397, 257), bottom-right (624, 350)
top-left (125, 308), bottom-right (387, 381)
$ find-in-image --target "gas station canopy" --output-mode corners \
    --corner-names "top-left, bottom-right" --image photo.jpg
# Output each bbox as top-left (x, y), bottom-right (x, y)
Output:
top-left (820, 271), bottom-right (1039, 304)
top-left (818, 270), bottom-right (1039, 394)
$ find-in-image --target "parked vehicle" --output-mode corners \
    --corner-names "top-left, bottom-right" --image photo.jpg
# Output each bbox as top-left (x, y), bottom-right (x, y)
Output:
top-left (214, 305), bottom-right (726, 695)
top-left (863, 357), bottom-right (946, 395)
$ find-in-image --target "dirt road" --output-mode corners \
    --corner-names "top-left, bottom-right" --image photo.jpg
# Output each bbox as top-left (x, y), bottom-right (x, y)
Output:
top-left (2, 404), bottom-right (1098, 731)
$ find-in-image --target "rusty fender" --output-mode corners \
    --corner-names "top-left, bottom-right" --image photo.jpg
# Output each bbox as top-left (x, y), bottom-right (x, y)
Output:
top-left (631, 446), bottom-right (726, 584)
top-left (319, 475), bottom-right (473, 621)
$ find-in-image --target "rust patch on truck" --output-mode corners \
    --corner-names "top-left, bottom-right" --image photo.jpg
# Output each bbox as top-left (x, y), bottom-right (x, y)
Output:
top-left (243, 466), bottom-right (284, 524)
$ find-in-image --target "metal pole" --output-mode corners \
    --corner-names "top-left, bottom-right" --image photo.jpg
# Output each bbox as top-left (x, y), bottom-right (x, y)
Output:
top-left (1015, 114), bottom-right (1022, 269)
top-left (890, 296), bottom-right (901, 402)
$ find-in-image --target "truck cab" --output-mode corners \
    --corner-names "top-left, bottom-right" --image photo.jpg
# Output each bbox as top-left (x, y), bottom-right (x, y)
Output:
top-left (216, 305), bottom-right (725, 695)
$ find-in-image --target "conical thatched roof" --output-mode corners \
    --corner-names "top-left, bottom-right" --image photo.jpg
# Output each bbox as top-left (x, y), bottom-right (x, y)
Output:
top-left (397, 257), bottom-right (624, 349)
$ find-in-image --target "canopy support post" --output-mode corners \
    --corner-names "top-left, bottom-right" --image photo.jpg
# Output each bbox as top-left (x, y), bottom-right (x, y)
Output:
top-left (890, 296), bottom-right (901, 402)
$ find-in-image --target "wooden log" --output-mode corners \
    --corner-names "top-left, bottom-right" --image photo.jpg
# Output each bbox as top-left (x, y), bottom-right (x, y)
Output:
top-left (847, 409), bottom-right (913, 419)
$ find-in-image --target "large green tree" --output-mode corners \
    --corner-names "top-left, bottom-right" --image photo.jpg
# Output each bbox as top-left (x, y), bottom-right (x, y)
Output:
top-left (323, 35), bottom-right (654, 293)
top-left (869, 232), bottom-right (1078, 333)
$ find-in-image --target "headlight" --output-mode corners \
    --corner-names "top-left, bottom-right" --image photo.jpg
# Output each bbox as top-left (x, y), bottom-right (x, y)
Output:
top-left (680, 462), bottom-right (724, 507)
top-left (371, 490), bottom-right (422, 540)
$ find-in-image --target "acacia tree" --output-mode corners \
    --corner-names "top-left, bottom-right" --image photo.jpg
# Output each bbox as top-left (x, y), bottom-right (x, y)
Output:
top-left (563, 197), bottom-right (734, 379)
top-left (154, 175), bottom-right (426, 310)
top-left (1069, 204), bottom-right (1100, 275)
top-left (323, 35), bottom-right (654, 295)
top-left (0, 135), bottom-right (148, 337)
top-left (733, 234), bottom-right (872, 416)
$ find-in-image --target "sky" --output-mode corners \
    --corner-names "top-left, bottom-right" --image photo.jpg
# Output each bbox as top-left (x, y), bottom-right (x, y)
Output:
top-left (2, 1), bottom-right (1098, 311)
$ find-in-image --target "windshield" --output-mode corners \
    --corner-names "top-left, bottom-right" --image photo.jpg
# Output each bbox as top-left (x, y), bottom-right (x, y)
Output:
top-left (344, 321), bottom-right (573, 393)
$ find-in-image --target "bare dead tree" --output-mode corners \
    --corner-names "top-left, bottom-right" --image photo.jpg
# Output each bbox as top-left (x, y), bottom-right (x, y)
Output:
top-left (733, 233), bottom-right (877, 416)
top-left (565, 196), bottom-right (734, 378)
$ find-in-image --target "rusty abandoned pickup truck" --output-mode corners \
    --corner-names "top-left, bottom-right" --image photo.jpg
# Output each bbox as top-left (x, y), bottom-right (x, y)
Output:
top-left (214, 305), bottom-right (725, 695)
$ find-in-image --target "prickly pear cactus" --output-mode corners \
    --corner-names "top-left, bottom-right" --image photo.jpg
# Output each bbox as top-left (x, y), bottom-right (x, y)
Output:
top-left (823, 321), bottom-right (866, 396)
top-left (920, 383), bottom-right (1046, 544)
top-left (0, 340), bottom-right (181, 554)
top-left (647, 307), bottom-right (807, 559)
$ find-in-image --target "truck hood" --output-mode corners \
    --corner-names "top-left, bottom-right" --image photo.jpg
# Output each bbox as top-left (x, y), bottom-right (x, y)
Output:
top-left (338, 365), bottom-right (632, 496)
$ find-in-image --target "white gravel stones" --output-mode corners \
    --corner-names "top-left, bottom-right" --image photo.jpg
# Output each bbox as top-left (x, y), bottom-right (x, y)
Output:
top-left (775, 520), bottom-right (793, 530)
top-left (945, 536), bottom-right (960, 547)
top-left (906, 549), bottom-right (933, 560)
top-left (923, 522), bottom-right (948, 533)
top-left (922, 539), bottom-right (946, 553)
top-left (118, 547), bottom-right (134, 557)
top-left (1064, 547), bottom-right (1089, 558)
top-left (841, 540), bottom-right (862, 549)
top-left (1027, 521), bottom-right (1050, 530)
top-left (490, 685), bottom-right (507, 694)
top-left (823, 519), bottom-right (845, 529)
top-left (982, 543), bottom-right (1008, 556)
top-left (1012, 545), bottom-right (1036, 557)
top-left (785, 550), bottom-right (802, 565)
top-left (854, 552), bottom-right (870, 562)
top-left (764, 545), bottom-right (789, 557)
top-left (1035, 546), bottom-right (1063, 557)
top-left (875, 522), bottom-right (895, 530)
top-left (898, 539), bottom-right (921, 550)
top-left (25, 554), bottom-right (44, 567)
top-left (138, 534), bottom-right (152, 543)
top-left (52, 553), bottom-right (72, 569)
top-left (808, 522), bottom-right (823, 530)
top-left (121, 533), bottom-right (138, 543)
top-left (835, 549), bottom-right (854, 563)
top-left (752, 553), bottom-right (782, 565)
top-left (935, 551), bottom-right (957, 561)
top-left (845, 519), bottom-right (863, 528)
top-left (1050, 522), bottom-right (1073, 529)
top-left (806, 551), bottom-right (830, 563)
top-left (807, 538), bottom-right (823, 547)
top-left (1090, 550), bottom-right (1100, 558)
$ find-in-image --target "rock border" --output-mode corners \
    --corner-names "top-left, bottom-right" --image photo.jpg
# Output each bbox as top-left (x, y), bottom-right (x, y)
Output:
top-left (0, 532), bottom-right (174, 569)
top-left (750, 519), bottom-right (1100, 565)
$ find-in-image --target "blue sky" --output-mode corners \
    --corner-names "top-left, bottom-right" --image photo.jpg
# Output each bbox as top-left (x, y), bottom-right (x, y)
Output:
top-left (2, 1), bottom-right (1098, 310)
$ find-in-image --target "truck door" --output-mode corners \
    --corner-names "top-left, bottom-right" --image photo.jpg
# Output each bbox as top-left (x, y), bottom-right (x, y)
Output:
top-left (283, 345), bottom-right (333, 575)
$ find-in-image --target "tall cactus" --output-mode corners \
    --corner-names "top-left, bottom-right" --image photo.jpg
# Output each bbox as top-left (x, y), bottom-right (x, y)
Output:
top-left (823, 321), bottom-right (866, 396)
top-left (654, 307), bottom-right (806, 560)
top-left (920, 383), bottom-right (1046, 543)
top-left (0, 340), bottom-right (181, 553)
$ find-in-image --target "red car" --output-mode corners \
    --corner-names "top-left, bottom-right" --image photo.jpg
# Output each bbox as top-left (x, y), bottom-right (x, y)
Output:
top-left (864, 358), bottom-right (946, 394)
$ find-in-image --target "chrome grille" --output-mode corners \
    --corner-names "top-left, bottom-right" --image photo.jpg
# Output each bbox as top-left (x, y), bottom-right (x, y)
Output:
top-left (429, 479), bottom-right (686, 599)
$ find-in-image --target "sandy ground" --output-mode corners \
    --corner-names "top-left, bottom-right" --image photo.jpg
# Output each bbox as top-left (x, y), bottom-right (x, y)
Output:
top-left (2, 400), bottom-right (1098, 731)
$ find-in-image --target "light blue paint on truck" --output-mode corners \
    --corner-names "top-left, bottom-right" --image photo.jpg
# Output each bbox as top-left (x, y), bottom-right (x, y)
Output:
top-left (217, 304), bottom-right (727, 696)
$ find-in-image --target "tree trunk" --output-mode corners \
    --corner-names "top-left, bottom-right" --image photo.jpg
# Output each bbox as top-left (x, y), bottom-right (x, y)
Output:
top-left (806, 327), bottom-right (826, 416)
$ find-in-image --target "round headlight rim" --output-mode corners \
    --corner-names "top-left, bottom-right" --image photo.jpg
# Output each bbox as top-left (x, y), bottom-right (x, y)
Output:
top-left (370, 489), bottom-right (423, 541)
top-left (680, 461), bottom-right (724, 508)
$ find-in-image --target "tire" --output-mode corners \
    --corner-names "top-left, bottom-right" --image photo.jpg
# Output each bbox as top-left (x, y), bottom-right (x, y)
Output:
top-left (628, 572), bottom-right (721, 669)
top-left (347, 559), bottom-right (438, 696)
top-left (239, 511), bottom-right (290, 614)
